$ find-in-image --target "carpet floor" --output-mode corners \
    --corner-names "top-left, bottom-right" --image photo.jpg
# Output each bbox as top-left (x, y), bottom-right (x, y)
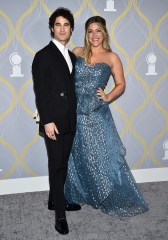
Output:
top-left (0, 181), bottom-right (168, 240)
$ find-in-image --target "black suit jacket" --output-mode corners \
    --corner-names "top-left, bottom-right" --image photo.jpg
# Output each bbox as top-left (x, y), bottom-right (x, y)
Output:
top-left (32, 41), bottom-right (77, 134)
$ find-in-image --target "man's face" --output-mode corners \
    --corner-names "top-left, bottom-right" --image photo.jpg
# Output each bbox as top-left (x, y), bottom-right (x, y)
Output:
top-left (51, 16), bottom-right (72, 45)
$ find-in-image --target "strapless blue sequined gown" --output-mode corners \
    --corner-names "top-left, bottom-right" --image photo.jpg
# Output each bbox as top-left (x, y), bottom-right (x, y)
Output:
top-left (65, 57), bottom-right (149, 217)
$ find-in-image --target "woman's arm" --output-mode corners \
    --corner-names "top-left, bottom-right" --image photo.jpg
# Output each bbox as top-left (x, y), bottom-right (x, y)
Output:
top-left (97, 52), bottom-right (126, 103)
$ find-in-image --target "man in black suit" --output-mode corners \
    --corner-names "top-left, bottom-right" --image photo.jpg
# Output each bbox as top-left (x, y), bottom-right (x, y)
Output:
top-left (32, 8), bottom-right (81, 235)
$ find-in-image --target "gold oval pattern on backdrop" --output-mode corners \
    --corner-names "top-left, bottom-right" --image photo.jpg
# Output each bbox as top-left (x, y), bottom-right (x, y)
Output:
top-left (0, 0), bottom-right (168, 179)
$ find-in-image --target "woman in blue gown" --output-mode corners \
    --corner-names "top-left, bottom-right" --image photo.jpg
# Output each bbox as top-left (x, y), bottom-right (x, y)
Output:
top-left (65, 16), bottom-right (149, 217)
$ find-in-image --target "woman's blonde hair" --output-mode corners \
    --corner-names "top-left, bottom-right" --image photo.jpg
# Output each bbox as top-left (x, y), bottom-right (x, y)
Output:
top-left (84, 16), bottom-right (112, 64)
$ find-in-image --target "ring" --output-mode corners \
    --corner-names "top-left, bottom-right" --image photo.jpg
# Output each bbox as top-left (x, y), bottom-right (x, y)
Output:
top-left (51, 134), bottom-right (55, 136)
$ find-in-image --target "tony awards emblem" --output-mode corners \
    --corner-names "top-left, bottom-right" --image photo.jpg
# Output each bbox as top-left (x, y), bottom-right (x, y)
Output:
top-left (9, 52), bottom-right (24, 77)
top-left (163, 140), bottom-right (168, 160)
top-left (146, 53), bottom-right (157, 75)
top-left (104, 0), bottom-right (116, 12)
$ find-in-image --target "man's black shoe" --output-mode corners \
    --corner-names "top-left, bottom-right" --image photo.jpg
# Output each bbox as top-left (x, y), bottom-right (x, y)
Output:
top-left (55, 216), bottom-right (69, 235)
top-left (48, 201), bottom-right (81, 211)
top-left (65, 201), bottom-right (81, 211)
top-left (48, 200), bottom-right (54, 210)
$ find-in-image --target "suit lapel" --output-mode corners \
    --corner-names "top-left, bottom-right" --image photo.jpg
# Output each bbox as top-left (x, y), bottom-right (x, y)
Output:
top-left (69, 50), bottom-right (76, 75)
top-left (49, 41), bottom-right (70, 75)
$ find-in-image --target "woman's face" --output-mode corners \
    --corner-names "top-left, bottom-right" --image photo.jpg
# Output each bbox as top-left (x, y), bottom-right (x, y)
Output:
top-left (87, 22), bottom-right (104, 47)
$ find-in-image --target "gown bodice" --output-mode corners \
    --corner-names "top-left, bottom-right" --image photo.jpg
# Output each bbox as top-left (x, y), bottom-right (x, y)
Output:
top-left (75, 57), bottom-right (111, 115)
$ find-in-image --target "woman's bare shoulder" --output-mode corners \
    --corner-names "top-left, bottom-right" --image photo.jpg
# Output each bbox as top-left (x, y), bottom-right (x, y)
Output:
top-left (72, 47), bottom-right (84, 57)
top-left (108, 51), bottom-right (120, 60)
top-left (107, 51), bottom-right (122, 65)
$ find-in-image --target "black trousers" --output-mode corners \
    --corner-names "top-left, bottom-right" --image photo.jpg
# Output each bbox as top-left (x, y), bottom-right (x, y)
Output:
top-left (44, 132), bottom-right (74, 216)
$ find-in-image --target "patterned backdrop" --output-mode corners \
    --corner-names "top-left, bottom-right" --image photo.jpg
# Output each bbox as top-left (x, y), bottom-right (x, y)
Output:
top-left (0, 0), bottom-right (168, 180)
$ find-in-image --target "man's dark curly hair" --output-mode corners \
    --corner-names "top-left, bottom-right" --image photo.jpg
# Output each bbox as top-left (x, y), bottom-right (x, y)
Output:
top-left (49, 7), bottom-right (74, 37)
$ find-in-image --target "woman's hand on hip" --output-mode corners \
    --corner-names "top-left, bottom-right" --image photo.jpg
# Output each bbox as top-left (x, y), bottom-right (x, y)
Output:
top-left (97, 87), bottom-right (109, 102)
